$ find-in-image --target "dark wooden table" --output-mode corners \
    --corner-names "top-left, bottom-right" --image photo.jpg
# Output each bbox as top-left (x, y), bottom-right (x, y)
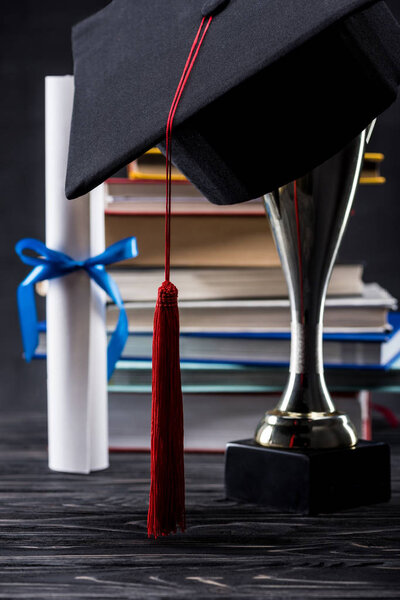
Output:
top-left (0, 410), bottom-right (399, 599)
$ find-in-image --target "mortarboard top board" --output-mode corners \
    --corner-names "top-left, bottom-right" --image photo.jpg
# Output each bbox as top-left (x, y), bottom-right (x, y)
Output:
top-left (65, 0), bottom-right (400, 204)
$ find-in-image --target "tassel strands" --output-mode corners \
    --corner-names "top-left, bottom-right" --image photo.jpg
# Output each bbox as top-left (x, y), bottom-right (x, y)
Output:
top-left (147, 16), bottom-right (213, 538)
top-left (147, 281), bottom-right (185, 537)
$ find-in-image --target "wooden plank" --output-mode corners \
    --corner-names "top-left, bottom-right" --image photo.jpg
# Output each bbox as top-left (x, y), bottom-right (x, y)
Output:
top-left (0, 410), bottom-right (398, 598)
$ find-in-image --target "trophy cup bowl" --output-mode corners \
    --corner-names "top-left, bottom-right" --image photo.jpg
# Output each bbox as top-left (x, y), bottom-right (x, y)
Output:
top-left (225, 125), bottom-right (391, 513)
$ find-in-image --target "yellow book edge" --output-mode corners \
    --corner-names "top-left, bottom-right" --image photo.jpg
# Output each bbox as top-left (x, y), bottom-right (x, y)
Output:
top-left (359, 176), bottom-right (386, 185)
top-left (128, 149), bottom-right (386, 184)
top-left (128, 170), bottom-right (188, 182)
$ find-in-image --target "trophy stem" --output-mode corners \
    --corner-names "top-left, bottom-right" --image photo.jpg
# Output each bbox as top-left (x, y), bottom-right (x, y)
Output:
top-left (255, 130), bottom-right (368, 449)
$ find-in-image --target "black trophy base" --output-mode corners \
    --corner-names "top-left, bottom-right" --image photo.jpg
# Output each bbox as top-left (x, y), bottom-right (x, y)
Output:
top-left (225, 439), bottom-right (390, 514)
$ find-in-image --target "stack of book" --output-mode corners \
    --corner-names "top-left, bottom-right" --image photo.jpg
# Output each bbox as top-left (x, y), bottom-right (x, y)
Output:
top-left (36, 149), bottom-right (399, 380)
top-left (35, 150), bottom-right (399, 446)
top-left (103, 150), bottom-right (399, 377)
top-left (107, 150), bottom-right (398, 448)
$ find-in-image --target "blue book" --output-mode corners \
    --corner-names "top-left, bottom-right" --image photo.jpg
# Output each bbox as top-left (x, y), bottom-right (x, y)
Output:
top-left (35, 313), bottom-right (400, 370)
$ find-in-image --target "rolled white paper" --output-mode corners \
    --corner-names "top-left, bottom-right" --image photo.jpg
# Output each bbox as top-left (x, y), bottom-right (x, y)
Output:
top-left (45, 75), bottom-right (108, 473)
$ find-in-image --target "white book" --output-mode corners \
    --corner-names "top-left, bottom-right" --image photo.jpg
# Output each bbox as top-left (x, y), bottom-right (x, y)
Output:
top-left (108, 392), bottom-right (368, 451)
top-left (106, 283), bottom-right (397, 333)
top-left (106, 264), bottom-right (364, 301)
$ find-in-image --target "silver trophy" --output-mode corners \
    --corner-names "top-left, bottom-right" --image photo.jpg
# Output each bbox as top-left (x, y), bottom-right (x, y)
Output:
top-left (225, 123), bottom-right (391, 512)
top-left (255, 126), bottom-right (372, 450)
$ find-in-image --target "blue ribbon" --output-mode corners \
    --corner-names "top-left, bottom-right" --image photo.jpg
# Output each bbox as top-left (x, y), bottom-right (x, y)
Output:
top-left (16, 237), bottom-right (138, 380)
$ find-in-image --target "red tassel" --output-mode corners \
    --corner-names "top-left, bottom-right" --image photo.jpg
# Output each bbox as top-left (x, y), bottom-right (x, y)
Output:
top-left (147, 280), bottom-right (185, 538)
top-left (147, 16), bottom-right (212, 539)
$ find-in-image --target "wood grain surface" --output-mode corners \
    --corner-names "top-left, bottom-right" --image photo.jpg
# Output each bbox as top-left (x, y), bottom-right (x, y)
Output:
top-left (0, 410), bottom-right (399, 599)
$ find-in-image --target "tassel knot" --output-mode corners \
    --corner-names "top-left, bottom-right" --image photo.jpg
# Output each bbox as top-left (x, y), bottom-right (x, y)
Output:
top-left (158, 281), bottom-right (178, 306)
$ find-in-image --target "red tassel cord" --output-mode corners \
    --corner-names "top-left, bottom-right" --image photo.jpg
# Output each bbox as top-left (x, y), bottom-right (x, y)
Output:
top-left (147, 16), bottom-right (212, 538)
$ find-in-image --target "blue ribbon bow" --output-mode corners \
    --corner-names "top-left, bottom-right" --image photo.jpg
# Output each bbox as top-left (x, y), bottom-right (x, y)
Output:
top-left (16, 237), bottom-right (138, 380)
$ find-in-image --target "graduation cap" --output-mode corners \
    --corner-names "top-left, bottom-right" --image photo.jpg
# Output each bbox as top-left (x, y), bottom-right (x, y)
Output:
top-left (66, 0), bottom-right (400, 203)
top-left (65, 0), bottom-right (400, 538)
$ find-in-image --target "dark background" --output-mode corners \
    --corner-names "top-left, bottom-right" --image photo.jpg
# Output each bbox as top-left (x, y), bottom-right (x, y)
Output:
top-left (1, 0), bottom-right (399, 413)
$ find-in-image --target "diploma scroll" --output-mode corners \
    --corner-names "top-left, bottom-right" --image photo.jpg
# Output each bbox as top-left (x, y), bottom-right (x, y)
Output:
top-left (45, 76), bottom-right (108, 473)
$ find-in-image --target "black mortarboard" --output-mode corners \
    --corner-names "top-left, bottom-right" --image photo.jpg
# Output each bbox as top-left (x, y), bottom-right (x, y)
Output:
top-left (66, 0), bottom-right (400, 203)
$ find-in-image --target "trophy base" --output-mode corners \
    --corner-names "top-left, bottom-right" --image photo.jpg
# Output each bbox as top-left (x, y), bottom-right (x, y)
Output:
top-left (225, 439), bottom-right (390, 514)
